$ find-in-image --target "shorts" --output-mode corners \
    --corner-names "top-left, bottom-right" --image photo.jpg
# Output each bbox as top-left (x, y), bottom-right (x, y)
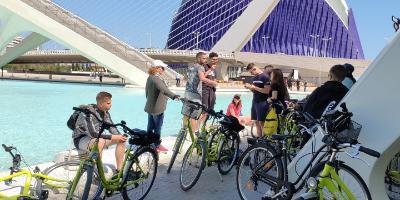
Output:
top-left (74, 135), bottom-right (111, 151)
top-left (202, 87), bottom-right (216, 111)
top-left (181, 92), bottom-right (202, 120)
top-left (251, 101), bottom-right (269, 121)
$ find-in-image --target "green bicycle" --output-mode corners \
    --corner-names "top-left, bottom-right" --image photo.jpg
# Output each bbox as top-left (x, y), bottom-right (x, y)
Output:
top-left (385, 152), bottom-right (400, 195)
top-left (0, 144), bottom-right (80, 199)
top-left (177, 98), bottom-right (242, 191)
top-left (237, 103), bottom-right (380, 200)
top-left (66, 107), bottom-right (159, 200)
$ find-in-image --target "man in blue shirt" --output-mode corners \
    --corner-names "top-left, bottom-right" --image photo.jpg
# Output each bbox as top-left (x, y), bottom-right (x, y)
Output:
top-left (244, 63), bottom-right (271, 138)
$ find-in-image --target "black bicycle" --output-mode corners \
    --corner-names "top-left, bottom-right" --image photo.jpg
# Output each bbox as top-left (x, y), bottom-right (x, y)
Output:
top-left (236, 103), bottom-right (380, 200)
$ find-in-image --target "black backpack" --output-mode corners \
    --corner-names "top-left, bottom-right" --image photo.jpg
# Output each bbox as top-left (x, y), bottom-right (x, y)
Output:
top-left (67, 104), bottom-right (96, 130)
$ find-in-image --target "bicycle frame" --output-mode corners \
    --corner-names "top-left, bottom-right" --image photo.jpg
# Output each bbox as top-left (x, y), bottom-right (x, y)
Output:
top-left (69, 139), bottom-right (148, 194)
top-left (0, 169), bottom-right (69, 199)
top-left (316, 162), bottom-right (356, 200)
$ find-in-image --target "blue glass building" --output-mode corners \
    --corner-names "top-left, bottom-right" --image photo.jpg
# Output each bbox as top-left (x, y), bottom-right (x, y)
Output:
top-left (166, 0), bottom-right (364, 59)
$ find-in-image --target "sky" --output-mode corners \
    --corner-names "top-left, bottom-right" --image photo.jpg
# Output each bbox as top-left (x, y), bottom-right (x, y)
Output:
top-left (45, 0), bottom-right (400, 61)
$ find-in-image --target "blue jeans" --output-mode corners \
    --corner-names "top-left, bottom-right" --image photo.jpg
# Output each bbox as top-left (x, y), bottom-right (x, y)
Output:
top-left (147, 113), bottom-right (164, 135)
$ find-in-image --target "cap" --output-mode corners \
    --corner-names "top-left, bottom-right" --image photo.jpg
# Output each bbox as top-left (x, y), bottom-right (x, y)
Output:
top-left (152, 60), bottom-right (168, 68)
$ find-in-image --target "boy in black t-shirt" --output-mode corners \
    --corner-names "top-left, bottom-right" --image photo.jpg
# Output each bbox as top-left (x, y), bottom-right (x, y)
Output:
top-left (303, 65), bottom-right (348, 119)
top-left (244, 63), bottom-right (271, 138)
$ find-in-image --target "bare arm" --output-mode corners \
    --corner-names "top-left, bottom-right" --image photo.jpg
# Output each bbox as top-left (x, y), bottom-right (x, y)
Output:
top-left (251, 84), bottom-right (270, 94)
top-left (199, 71), bottom-right (217, 86)
top-left (271, 90), bottom-right (278, 99)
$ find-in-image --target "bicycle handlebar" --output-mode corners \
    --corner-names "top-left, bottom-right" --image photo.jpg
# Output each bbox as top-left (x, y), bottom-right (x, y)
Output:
top-left (180, 98), bottom-right (225, 118)
top-left (359, 146), bottom-right (380, 158)
top-left (2, 144), bottom-right (13, 153)
top-left (336, 143), bottom-right (380, 158)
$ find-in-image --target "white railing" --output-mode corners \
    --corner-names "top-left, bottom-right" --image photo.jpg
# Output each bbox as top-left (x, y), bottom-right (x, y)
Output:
top-left (19, 0), bottom-right (179, 81)
top-left (23, 49), bottom-right (235, 59)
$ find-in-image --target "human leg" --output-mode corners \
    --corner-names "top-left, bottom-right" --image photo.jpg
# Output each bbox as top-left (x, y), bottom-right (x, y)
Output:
top-left (254, 101), bottom-right (269, 137)
top-left (147, 113), bottom-right (156, 133)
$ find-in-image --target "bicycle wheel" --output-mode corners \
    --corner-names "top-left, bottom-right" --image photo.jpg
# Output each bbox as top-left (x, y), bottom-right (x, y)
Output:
top-left (180, 140), bottom-right (206, 191)
top-left (66, 163), bottom-right (101, 200)
top-left (167, 128), bottom-right (187, 173)
top-left (34, 160), bottom-right (102, 199)
top-left (217, 133), bottom-right (239, 175)
top-left (236, 143), bottom-right (284, 200)
top-left (122, 146), bottom-right (158, 200)
top-left (309, 161), bottom-right (371, 200)
top-left (386, 153), bottom-right (400, 187)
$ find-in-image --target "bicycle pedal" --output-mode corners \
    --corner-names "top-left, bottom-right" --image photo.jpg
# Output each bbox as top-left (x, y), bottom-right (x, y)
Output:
top-left (40, 190), bottom-right (49, 199)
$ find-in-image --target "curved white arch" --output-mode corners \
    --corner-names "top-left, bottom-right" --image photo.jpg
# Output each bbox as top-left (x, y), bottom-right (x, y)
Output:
top-left (212, 0), bottom-right (350, 52)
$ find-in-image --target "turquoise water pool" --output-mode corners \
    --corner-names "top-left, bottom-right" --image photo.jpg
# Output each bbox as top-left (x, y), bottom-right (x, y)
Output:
top-left (0, 80), bottom-right (305, 169)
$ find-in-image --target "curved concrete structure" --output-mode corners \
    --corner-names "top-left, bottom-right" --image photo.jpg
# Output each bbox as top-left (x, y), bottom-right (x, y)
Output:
top-left (168, 0), bottom-right (363, 59)
top-left (289, 30), bottom-right (400, 199)
top-left (0, 0), bottom-right (179, 86)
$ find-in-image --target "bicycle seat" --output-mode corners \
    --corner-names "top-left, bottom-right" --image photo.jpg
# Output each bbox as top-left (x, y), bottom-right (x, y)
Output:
top-left (271, 134), bottom-right (293, 141)
top-left (247, 137), bottom-right (269, 145)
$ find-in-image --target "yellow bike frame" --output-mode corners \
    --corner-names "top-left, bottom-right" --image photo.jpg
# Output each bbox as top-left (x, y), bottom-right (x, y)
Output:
top-left (0, 169), bottom-right (69, 199)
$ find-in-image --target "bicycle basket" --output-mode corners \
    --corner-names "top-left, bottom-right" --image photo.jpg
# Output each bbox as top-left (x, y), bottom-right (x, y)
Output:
top-left (181, 101), bottom-right (203, 120)
top-left (334, 120), bottom-right (361, 144)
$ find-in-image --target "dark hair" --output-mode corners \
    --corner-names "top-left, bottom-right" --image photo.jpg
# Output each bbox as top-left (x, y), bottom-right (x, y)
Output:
top-left (96, 91), bottom-right (112, 102)
top-left (232, 95), bottom-right (242, 108)
top-left (329, 65), bottom-right (346, 81)
top-left (246, 63), bottom-right (256, 71)
top-left (196, 52), bottom-right (207, 59)
top-left (271, 69), bottom-right (290, 100)
top-left (264, 65), bottom-right (274, 70)
top-left (209, 52), bottom-right (218, 58)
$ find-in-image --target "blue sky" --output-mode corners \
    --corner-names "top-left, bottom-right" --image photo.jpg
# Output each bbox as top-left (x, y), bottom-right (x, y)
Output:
top-left (47, 0), bottom-right (400, 60)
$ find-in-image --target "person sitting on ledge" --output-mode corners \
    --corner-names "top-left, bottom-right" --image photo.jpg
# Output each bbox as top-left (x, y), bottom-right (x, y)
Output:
top-left (303, 65), bottom-right (348, 119)
top-left (72, 91), bottom-right (127, 172)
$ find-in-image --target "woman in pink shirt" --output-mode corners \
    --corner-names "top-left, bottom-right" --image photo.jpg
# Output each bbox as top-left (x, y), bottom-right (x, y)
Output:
top-left (226, 94), bottom-right (242, 118)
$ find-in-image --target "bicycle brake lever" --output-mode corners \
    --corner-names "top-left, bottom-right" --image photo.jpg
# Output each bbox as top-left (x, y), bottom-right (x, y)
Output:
top-left (345, 145), bottom-right (371, 167)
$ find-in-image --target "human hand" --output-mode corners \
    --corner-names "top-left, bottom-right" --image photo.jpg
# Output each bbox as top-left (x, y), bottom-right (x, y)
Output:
top-left (112, 134), bottom-right (127, 143)
top-left (210, 64), bottom-right (217, 70)
top-left (267, 98), bottom-right (272, 103)
top-left (244, 83), bottom-right (253, 90)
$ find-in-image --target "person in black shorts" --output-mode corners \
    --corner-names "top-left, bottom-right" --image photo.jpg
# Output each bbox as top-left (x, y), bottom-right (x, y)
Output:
top-left (244, 63), bottom-right (271, 138)
top-left (199, 52), bottom-right (218, 125)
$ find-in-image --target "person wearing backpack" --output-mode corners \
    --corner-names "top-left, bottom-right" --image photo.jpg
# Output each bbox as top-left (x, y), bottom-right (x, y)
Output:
top-left (71, 91), bottom-right (127, 172)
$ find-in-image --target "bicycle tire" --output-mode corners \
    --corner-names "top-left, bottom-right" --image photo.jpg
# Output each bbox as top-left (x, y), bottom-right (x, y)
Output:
top-left (236, 143), bottom-right (284, 200)
top-left (66, 164), bottom-right (99, 200)
top-left (35, 160), bottom-right (101, 199)
top-left (386, 153), bottom-right (400, 187)
top-left (180, 140), bottom-right (206, 191)
top-left (309, 161), bottom-right (372, 200)
top-left (167, 129), bottom-right (187, 173)
top-left (217, 133), bottom-right (239, 175)
top-left (122, 146), bottom-right (158, 200)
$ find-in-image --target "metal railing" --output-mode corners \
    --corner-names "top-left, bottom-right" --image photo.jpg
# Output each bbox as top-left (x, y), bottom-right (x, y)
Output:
top-left (23, 49), bottom-right (235, 59)
top-left (19, 0), bottom-right (179, 82)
